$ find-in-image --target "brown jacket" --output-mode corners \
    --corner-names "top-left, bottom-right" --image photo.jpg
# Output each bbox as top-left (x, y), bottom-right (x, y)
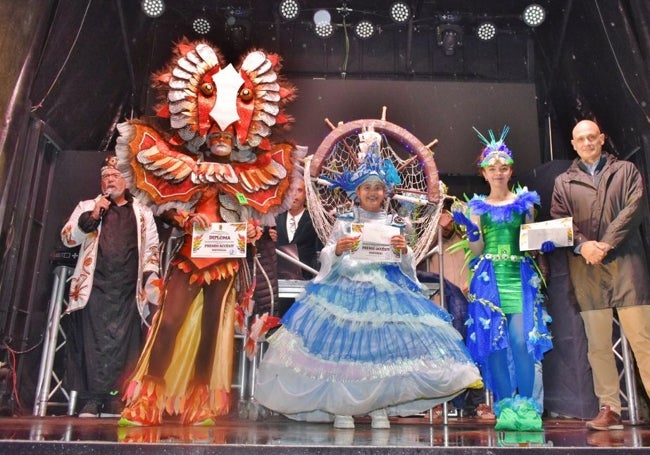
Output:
top-left (550, 153), bottom-right (650, 311)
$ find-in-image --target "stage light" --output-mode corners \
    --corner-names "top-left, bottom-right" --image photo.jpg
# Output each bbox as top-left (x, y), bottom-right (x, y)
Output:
top-left (193, 17), bottom-right (211, 35)
top-left (314, 22), bottom-right (334, 38)
top-left (278, 0), bottom-right (300, 21)
top-left (389, 1), bottom-right (411, 24)
top-left (436, 24), bottom-right (463, 56)
top-left (354, 20), bottom-right (375, 40)
top-left (523, 4), bottom-right (546, 27)
top-left (141, 0), bottom-right (165, 18)
top-left (476, 22), bottom-right (496, 41)
top-left (313, 9), bottom-right (333, 38)
top-left (313, 9), bottom-right (331, 26)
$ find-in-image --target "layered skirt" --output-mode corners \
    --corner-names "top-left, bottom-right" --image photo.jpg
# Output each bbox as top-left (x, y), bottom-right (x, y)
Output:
top-left (255, 262), bottom-right (482, 421)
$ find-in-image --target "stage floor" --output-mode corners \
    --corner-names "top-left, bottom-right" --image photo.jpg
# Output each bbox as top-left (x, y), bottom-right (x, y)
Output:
top-left (1, 411), bottom-right (649, 454)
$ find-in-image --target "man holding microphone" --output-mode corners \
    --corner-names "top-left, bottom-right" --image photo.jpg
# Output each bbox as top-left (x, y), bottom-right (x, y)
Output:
top-left (60, 155), bottom-right (161, 418)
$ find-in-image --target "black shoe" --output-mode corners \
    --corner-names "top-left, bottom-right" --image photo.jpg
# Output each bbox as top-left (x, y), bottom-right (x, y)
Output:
top-left (78, 400), bottom-right (100, 418)
top-left (101, 399), bottom-right (124, 418)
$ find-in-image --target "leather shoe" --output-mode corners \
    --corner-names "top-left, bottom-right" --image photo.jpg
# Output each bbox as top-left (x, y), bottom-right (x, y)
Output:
top-left (586, 405), bottom-right (623, 431)
top-left (78, 400), bottom-right (100, 418)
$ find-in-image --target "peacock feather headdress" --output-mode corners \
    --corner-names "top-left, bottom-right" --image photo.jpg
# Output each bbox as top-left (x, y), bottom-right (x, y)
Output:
top-left (474, 125), bottom-right (514, 167)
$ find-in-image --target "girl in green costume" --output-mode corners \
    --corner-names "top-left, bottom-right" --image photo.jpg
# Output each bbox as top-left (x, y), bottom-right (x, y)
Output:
top-left (453, 127), bottom-right (553, 431)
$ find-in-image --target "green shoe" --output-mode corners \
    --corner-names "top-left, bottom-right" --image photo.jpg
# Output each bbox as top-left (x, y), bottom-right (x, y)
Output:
top-left (495, 407), bottom-right (518, 431)
top-left (118, 416), bottom-right (143, 427)
top-left (515, 400), bottom-right (543, 431)
top-left (499, 431), bottom-right (546, 446)
top-left (192, 417), bottom-right (216, 427)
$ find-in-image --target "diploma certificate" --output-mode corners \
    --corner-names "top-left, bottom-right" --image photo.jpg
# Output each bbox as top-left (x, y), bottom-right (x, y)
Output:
top-left (191, 222), bottom-right (248, 258)
top-left (519, 217), bottom-right (574, 251)
top-left (350, 223), bottom-right (401, 262)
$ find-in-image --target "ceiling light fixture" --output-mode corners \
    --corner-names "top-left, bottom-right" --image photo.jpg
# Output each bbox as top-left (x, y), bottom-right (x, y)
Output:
top-left (436, 24), bottom-right (463, 56)
top-left (313, 9), bottom-right (331, 26)
top-left (141, 0), bottom-right (165, 18)
top-left (522, 4), bottom-right (546, 27)
top-left (314, 22), bottom-right (334, 38)
top-left (476, 22), bottom-right (496, 41)
top-left (278, 0), bottom-right (300, 21)
top-left (354, 20), bottom-right (375, 40)
top-left (313, 9), bottom-right (333, 38)
top-left (389, 1), bottom-right (411, 24)
top-left (193, 17), bottom-right (211, 35)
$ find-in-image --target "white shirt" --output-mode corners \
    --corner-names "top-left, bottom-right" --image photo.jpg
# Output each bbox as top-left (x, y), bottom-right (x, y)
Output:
top-left (286, 210), bottom-right (304, 243)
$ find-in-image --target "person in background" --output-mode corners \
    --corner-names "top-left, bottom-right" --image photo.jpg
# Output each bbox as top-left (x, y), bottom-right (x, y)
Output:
top-left (269, 177), bottom-right (323, 280)
top-left (255, 130), bottom-right (482, 430)
top-left (427, 207), bottom-right (495, 421)
top-left (550, 119), bottom-right (650, 431)
top-left (269, 176), bottom-right (323, 316)
top-left (452, 126), bottom-right (553, 431)
top-left (60, 156), bottom-right (161, 418)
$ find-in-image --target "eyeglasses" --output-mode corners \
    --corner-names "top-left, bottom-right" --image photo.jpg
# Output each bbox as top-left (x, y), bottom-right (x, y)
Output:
top-left (572, 134), bottom-right (602, 144)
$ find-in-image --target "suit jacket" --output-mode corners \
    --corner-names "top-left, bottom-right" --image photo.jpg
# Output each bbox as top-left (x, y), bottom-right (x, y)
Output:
top-left (276, 210), bottom-right (323, 278)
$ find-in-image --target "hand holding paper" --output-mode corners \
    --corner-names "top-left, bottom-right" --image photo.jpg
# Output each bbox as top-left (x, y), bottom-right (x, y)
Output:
top-left (540, 241), bottom-right (556, 253)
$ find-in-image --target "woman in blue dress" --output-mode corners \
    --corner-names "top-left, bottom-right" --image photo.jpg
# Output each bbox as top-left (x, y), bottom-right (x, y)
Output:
top-left (255, 133), bottom-right (482, 429)
top-left (452, 127), bottom-right (553, 431)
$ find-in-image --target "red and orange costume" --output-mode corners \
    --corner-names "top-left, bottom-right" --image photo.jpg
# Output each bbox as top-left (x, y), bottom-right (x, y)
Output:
top-left (114, 39), bottom-right (301, 426)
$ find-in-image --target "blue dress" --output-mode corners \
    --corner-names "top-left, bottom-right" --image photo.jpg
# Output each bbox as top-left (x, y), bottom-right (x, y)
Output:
top-left (255, 207), bottom-right (482, 421)
top-left (465, 189), bottom-right (553, 394)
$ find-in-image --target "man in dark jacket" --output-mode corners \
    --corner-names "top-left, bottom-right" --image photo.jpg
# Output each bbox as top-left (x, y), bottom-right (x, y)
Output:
top-left (270, 178), bottom-right (323, 280)
top-left (550, 119), bottom-right (650, 431)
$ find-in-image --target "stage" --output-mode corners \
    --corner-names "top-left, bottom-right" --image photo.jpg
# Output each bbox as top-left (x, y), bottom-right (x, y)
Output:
top-left (1, 411), bottom-right (649, 454)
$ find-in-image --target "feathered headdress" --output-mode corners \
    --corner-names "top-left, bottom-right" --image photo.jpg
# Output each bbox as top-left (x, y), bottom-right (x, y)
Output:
top-left (474, 125), bottom-right (514, 167)
top-left (320, 137), bottom-right (401, 201)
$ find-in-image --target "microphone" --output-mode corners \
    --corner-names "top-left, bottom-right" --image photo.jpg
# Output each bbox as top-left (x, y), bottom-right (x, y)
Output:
top-left (99, 192), bottom-right (111, 217)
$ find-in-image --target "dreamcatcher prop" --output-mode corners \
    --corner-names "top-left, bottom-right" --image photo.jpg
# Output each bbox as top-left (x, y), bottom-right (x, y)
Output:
top-left (305, 106), bottom-right (447, 265)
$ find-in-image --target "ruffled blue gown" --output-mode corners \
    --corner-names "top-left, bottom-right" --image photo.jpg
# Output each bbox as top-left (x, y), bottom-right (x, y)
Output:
top-left (255, 207), bottom-right (482, 421)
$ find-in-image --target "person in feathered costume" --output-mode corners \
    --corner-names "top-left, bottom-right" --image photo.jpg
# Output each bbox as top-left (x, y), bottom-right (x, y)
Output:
top-left (114, 39), bottom-right (303, 426)
top-left (452, 126), bottom-right (553, 431)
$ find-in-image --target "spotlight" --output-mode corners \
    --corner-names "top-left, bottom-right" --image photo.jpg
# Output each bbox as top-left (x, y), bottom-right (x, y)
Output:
top-left (522, 4), bottom-right (546, 27)
top-left (278, 0), bottom-right (300, 21)
top-left (389, 1), bottom-right (411, 24)
top-left (313, 9), bottom-right (331, 26)
top-left (313, 9), bottom-right (333, 38)
top-left (354, 20), bottom-right (375, 40)
top-left (141, 0), bottom-right (165, 18)
top-left (476, 22), bottom-right (496, 41)
top-left (436, 24), bottom-right (463, 56)
top-left (193, 17), bottom-right (211, 35)
top-left (315, 22), bottom-right (334, 38)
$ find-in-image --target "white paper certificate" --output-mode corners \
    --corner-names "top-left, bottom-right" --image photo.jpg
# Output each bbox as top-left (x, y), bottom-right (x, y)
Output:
top-left (519, 217), bottom-right (574, 251)
top-left (191, 222), bottom-right (247, 258)
top-left (350, 223), bottom-right (401, 262)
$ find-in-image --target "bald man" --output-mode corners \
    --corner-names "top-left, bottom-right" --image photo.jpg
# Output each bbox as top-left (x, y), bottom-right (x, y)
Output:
top-left (551, 119), bottom-right (650, 431)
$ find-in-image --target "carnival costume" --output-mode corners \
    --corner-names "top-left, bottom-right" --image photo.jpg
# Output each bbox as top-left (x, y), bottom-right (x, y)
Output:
top-left (456, 127), bottom-right (553, 431)
top-left (255, 137), bottom-right (482, 424)
top-left (114, 40), bottom-right (302, 426)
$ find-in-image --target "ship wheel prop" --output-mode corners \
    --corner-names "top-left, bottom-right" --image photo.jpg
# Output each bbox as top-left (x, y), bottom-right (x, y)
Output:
top-left (305, 106), bottom-right (448, 265)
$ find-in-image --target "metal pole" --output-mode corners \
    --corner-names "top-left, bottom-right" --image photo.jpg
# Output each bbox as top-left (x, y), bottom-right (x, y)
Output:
top-left (275, 248), bottom-right (319, 276)
top-left (619, 328), bottom-right (639, 424)
top-left (33, 266), bottom-right (70, 416)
